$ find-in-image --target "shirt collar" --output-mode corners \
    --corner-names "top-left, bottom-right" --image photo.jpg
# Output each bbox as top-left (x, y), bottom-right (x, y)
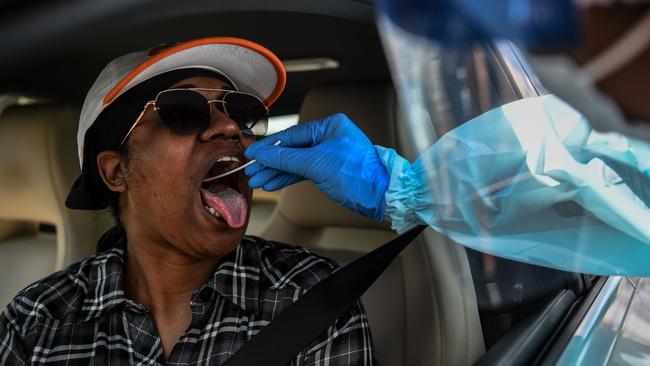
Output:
top-left (80, 245), bottom-right (134, 323)
top-left (200, 238), bottom-right (263, 313)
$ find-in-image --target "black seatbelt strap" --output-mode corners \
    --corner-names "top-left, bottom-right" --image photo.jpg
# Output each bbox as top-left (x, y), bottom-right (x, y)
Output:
top-left (223, 225), bottom-right (427, 366)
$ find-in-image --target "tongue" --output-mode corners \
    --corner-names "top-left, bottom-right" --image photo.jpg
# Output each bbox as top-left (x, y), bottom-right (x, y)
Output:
top-left (200, 184), bottom-right (248, 228)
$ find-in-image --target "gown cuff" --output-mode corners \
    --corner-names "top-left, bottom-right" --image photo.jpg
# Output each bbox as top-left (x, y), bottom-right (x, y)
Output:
top-left (375, 146), bottom-right (430, 234)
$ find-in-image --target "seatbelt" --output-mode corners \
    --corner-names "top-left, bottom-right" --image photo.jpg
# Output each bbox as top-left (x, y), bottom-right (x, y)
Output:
top-left (223, 225), bottom-right (427, 366)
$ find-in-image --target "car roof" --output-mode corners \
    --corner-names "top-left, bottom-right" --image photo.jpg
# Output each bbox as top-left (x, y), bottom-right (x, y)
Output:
top-left (0, 0), bottom-right (390, 116)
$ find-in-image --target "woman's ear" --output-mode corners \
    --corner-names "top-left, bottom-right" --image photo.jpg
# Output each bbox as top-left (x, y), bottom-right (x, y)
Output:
top-left (97, 151), bottom-right (128, 193)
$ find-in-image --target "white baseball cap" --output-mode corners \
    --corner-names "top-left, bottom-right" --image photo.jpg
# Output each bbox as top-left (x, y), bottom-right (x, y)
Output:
top-left (77, 36), bottom-right (286, 167)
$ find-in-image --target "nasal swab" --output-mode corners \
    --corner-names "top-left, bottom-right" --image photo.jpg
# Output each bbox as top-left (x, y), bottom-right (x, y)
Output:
top-left (203, 140), bottom-right (282, 183)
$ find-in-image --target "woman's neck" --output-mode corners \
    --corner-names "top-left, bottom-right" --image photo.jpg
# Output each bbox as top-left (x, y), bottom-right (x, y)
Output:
top-left (122, 232), bottom-right (222, 361)
top-left (122, 233), bottom-right (220, 313)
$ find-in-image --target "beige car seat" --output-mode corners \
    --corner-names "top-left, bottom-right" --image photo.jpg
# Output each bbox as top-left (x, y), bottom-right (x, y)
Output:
top-left (261, 83), bottom-right (485, 365)
top-left (0, 104), bottom-right (112, 308)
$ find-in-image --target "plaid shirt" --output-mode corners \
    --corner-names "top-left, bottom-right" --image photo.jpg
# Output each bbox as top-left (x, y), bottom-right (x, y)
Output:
top-left (0, 234), bottom-right (375, 365)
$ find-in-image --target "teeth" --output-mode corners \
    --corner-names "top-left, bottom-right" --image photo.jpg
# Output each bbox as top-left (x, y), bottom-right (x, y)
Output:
top-left (216, 156), bottom-right (241, 163)
top-left (204, 205), bottom-right (222, 218)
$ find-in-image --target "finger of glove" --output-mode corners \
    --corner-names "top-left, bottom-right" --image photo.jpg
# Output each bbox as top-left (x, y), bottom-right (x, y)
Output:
top-left (245, 120), bottom-right (326, 159)
top-left (248, 166), bottom-right (292, 188)
top-left (263, 173), bottom-right (304, 191)
top-left (245, 136), bottom-right (282, 160)
top-left (251, 145), bottom-right (315, 178)
top-left (244, 161), bottom-right (265, 177)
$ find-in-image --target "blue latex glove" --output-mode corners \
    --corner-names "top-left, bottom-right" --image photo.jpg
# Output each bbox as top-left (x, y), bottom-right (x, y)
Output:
top-left (245, 113), bottom-right (389, 221)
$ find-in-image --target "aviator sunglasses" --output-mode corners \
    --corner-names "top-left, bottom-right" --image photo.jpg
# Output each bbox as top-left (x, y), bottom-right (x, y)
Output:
top-left (120, 88), bottom-right (269, 145)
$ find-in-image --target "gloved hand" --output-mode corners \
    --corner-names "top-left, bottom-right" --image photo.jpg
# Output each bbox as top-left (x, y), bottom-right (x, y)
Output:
top-left (244, 113), bottom-right (389, 221)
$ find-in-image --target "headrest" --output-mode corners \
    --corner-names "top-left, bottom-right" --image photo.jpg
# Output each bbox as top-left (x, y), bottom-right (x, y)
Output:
top-left (299, 83), bottom-right (398, 147)
top-left (275, 83), bottom-right (397, 229)
top-left (0, 105), bottom-right (79, 224)
top-left (0, 221), bottom-right (38, 241)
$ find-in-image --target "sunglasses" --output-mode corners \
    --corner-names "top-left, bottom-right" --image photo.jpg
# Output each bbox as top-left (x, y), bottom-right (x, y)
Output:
top-left (120, 88), bottom-right (268, 145)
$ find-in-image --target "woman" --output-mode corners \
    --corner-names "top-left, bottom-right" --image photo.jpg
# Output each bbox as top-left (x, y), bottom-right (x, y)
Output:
top-left (0, 37), bottom-right (375, 365)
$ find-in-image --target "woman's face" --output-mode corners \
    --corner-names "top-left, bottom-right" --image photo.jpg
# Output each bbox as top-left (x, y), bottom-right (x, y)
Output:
top-left (119, 76), bottom-right (256, 259)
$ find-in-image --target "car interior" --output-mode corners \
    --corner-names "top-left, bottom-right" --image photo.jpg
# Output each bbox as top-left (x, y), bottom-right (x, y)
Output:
top-left (0, 1), bottom-right (599, 365)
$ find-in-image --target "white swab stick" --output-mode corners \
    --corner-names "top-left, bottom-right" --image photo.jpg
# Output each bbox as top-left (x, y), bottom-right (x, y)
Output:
top-left (203, 140), bottom-right (281, 183)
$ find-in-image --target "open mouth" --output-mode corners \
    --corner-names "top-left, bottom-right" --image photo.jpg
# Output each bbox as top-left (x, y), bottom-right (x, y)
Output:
top-left (200, 155), bottom-right (248, 229)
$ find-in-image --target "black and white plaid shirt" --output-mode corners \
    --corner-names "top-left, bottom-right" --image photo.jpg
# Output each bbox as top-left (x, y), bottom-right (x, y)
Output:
top-left (0, 234), bottom-right (375, 365)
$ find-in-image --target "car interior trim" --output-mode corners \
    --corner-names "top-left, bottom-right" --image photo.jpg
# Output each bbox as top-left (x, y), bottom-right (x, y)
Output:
top-left (539, 276), bottom-right (609, 365)
top-left (554, 276), bottom-right (637, 365)
top-left (474, 289), bottom-right (577, 366)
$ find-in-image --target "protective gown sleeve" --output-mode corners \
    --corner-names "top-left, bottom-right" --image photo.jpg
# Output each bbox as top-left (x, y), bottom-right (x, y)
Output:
top-left (373, 94), bottom-right (650, 276)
